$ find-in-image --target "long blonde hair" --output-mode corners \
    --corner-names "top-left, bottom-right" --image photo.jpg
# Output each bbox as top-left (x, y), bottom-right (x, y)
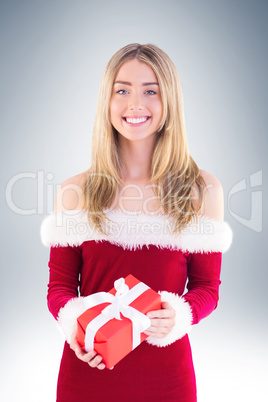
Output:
top-left (83, 43), bottom-right (206, 234)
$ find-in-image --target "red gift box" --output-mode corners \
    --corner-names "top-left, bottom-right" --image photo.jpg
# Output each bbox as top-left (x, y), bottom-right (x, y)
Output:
top-left (77, 274), bottom-right (161, 369)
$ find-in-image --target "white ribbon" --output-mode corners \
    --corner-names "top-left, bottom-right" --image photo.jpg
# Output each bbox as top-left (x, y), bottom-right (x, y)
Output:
top-left (83, 278), bottom-right (151, 352)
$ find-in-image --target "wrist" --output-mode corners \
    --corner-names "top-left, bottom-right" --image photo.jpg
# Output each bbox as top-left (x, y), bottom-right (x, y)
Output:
top-left (146, 291), bottom-right (193, 347)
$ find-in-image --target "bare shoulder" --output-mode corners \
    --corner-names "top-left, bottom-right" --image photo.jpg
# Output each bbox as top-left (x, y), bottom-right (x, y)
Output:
top-left (194, 169), bottom-right (224, 221)
top-left (54, 169), bottom-right (89, 213)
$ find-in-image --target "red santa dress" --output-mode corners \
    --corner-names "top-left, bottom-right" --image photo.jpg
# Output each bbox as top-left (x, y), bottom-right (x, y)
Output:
top-left (40, 208), bottom-right (233, 402)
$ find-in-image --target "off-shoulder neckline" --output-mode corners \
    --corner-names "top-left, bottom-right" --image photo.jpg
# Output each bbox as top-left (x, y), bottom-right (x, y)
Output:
top-left (51, 207), bottom-right (225, 224)
top-left (53, 208), bottom-right (168, 217)
top-left (41, 207), bottom-right (233, 252)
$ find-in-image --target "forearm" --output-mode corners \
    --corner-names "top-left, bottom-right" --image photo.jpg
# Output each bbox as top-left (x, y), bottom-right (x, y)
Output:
top-left (47, 280), bottom-right (79, 320)
top-left (183, 251), bottom-right (222, 325)
top-left (146, 251), bottom-right (222, 347)
top-left (47, 245), bottom-right (82, 323)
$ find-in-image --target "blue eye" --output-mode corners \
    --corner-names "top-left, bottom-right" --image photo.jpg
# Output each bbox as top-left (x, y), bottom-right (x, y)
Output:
top-left (116, 89), bottom-right (156, 95)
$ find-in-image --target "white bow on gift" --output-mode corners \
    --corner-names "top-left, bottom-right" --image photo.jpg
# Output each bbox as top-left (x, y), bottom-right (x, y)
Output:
top-left (82, 278), bottom-right (152, 352)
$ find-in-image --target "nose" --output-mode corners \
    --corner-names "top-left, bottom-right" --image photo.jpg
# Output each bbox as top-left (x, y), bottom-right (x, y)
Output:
top-left (128, 92), bottom-right (144, 110)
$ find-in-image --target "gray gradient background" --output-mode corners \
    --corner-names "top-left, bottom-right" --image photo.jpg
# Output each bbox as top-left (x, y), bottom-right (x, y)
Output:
top-left (1, 1), bottom-right (267, 401)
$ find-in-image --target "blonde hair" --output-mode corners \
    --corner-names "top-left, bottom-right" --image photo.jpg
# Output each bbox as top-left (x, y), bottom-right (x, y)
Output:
top-left (83, 43), bottom-right (207, 234)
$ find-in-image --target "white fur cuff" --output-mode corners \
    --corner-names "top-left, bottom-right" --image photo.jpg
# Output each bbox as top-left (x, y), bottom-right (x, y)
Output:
top-left (146, 291), bottom-right (193, 347)
top-left (57, 297), bottom-right (85, 344)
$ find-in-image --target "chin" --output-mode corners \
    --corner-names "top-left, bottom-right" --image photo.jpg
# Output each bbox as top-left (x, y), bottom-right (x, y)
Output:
top-left (118, 132), bottom-right (157, 142)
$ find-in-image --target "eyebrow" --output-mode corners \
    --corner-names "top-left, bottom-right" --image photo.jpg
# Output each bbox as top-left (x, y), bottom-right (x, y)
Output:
top-left (114, 80), bottom-right (159, 86)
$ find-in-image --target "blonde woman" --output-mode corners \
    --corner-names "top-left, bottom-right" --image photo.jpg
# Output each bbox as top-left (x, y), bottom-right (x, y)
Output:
top-left (41, 43), bottom-right (233, 401)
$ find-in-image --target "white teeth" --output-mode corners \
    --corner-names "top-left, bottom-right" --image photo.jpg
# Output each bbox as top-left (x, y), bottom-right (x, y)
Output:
top-left (125, 117), bottom-right (148, 124)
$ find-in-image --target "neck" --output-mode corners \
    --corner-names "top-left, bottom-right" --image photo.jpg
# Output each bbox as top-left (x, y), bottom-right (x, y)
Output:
top-left (118, 135), bottom-right (156, 182)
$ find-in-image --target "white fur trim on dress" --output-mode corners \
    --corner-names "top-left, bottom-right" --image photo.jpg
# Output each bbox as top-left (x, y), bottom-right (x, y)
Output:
top-left (40, 209), bottom-right (233, 253)
top-left (57, 297), bottom-right (85, 344)
top-left (146, 291), bottom-right (193, 347)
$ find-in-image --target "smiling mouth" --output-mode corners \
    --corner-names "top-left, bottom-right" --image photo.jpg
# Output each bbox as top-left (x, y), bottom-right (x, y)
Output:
top-left (122, 116), bottom-right (151, 125)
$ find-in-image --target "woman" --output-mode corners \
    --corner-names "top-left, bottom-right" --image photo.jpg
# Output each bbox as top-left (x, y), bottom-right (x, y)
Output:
top-left (41, 43), bottom-right (233, 401)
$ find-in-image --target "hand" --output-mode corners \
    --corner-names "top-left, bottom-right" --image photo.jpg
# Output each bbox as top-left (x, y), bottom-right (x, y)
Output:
top-left (69, 324), bottom-right (111, 370)
top-left (144, 302), bottom-right (176, 338)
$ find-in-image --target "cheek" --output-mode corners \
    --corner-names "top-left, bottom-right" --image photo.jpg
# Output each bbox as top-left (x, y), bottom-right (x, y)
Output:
top-left (110, 99), bottom-right (122, 120)
top-left (110, 103), bottom-right (119, 124)
top-left (153, 100), bottom-right (163, 119)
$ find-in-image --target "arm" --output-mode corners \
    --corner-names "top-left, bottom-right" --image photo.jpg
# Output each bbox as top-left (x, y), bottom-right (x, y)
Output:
top-left (47, 245), bottom-right (82, 320)
top-left (44, 179), bottom-right (86, 336)
top-left (41, 175), bottom-right (106, 369)
top-left (183, 251), bottom-right (222, 325)
top-left (47, 244), bottom-right (85, 340)
top-left (146, 173), bottom-right (232, 346)
top-left (184, 172), bottom-right (224, 324)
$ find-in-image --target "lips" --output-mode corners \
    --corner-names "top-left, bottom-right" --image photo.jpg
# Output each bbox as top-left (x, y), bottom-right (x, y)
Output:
top-left (122, 116), bottom-right (151, 122)
top-left (123, 116), bottom-right (151, 119)
top-left (122, 116), bottom-right (151, 126)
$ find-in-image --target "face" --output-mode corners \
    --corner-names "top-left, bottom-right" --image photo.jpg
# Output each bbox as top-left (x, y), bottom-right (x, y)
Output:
top-left (110, 59), bottom-right (163, 143)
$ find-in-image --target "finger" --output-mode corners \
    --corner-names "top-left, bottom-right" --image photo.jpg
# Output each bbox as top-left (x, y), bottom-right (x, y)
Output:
top-left (77, 349), bottom-right (98, 363)
top-left (97, 362), bottom-right (106, 370)
top-left (147, 309), bottom-right (175, 319)
top-left (149, 317), bottom-right (175, 328)
top-left (144, 329), bottom-right (168, 337)
top-left (88, 354), bottom-right (103, 368)
top-left (144, 327), bottom-right (167, 335)
top-left (146, 324), bottom-right (171, 333)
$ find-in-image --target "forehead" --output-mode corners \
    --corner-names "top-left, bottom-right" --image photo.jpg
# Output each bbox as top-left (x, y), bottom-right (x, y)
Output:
top-left (114, 59), bottom-right (158, 84)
